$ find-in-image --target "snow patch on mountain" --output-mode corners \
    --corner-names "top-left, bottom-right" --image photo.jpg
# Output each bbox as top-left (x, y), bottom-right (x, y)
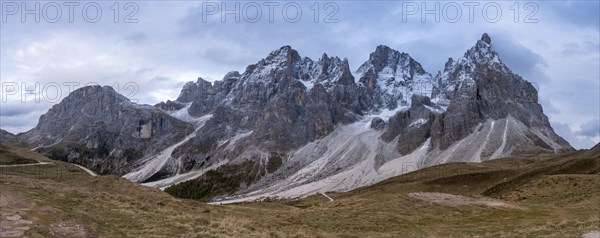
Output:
top-left (142, 160), bottom-right (227, 190)
top-left (167, 103), bottom-right (205, 126)
top-left (123, 114), bottom-right (213, 182)
top-left (409, 118), bottom-right (428, 127)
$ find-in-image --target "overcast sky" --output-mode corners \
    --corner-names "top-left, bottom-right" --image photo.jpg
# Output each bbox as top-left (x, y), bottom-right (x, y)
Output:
top-left (1, 1), bottom-right (598, 149)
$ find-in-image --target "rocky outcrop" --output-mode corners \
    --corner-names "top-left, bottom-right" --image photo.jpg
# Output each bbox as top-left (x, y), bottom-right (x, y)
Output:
top-left (429, 34), bottom-right (571, 154)
top-left (380, 34), bottom-right (571, 165)
top-left (19, 86), bottom-right (193, 175)
top-left (356, 45), bottom-right (433, 111)
top-left (370, 117), bottom-right (386, 130)
top-left (160, 46), bottom-right (365, 165)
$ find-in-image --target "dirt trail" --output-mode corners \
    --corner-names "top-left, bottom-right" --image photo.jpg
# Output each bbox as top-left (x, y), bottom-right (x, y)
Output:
top-left (1, 188), bottom-right (96, 237)
top-left (408, 192), bottom-right (524, 210)
top-left (0, 162), bottom-right (52, 168)
top-left (72, 164), bottom-right (97, 176)
top-left (0, 189), bottom-right (35, 237)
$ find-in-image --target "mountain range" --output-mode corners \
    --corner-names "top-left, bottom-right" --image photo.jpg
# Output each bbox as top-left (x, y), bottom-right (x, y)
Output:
top-left (1, 33), bottom-right (573, 202)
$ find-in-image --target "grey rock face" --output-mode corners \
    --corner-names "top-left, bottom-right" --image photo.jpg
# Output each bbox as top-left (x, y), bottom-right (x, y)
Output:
top-left (381, 34), bottom-right (572, 162)
top-left (356, 45), bottom-right (433, 111)
top-left (144, 46), bottom-right (369, 182)
top-left (370, 117), bottom-right (386, 130)
top-left (155, 100), bottom-right (186, 111)
top-left (591, 143), bottom-right (600, 153)
top-left (427, 34), bottom-right (571, 154)
top-left (481, 33), bottom-right (491, 44)
top-left (19, 86), bottom-right (193, 175)
top-left (164, 46), bottom-right (365, 155)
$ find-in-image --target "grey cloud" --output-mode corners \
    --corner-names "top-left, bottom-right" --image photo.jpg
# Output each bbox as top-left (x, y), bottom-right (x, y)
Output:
top-left (549, 80), bottom-right (599, 117)
top-left (198, 47), bottom-right (256, 66)
top-left (561, 41), bottom-right (600, 57)
top-left (492, 35), bottom-right (550, 84)
top-left (396, 34), bottom-right (473, 73)
top-left (0, 102), bottom-right (52, 117)
top-left (175, 1), bottom-right (436, 72)
top-left (551, 121), bottom-right (597, 150)
top-left (0, 109), bottom-right (48, 133)
top-left (542, 1), bottom-right (600, 28)
top-left (122, 32), bottom-right (148, 45)
top-left (538, 98), bottom-right (560, 115)
top-left (150, 76), bottom-right (172, 83)
top-left (577, 119), bottom-right (600, 138)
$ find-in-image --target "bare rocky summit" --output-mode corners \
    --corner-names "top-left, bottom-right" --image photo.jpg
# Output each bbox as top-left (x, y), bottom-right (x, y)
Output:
top-left (17, 86), bottom-right (193, 175)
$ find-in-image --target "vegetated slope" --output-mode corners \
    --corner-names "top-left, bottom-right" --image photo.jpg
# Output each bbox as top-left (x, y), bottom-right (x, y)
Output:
top-left (280, 143), bottom-right (599, 237)
top-left (1, 143), bottom-right (598, 237)
top-left (0, 144), bottom-right (39, 165)
top-left (0, 144), bottom-right (280, 237)
top-left (341, 142), bottom-right (599, 199)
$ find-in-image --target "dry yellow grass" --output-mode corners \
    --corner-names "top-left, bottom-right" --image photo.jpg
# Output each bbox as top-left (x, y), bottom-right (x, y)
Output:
top-left (1, 144), bottom-right (598, 237)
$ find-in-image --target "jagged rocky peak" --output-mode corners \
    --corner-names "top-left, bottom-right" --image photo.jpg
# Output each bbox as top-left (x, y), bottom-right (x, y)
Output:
top-left (316, 53), bottom-right (341, 74)
top-left (337, 58), bottom-right (355, 85)
top-left (309, 54), bottom-right (355, 86)
top-left (427, 33), bottom-right (572, 154)
top-left (276, 49), bottom-right (356, 92)
top-left (239, 45), bottom-right (305, 85)
top-left (222, 71), bottom-right (241, 80)
top-left (356, 45), bottom-right (433, 111)
top-left (307, 52), bottom-right (343, 83)
top-left (168, 72), bottom-right (241, 110)
top-left (263, 45), bottom-right (302, 65)
top-left (481, 33), bottom-right (491, 44)
top-left (212, 71), bottom-right (240, 93)
top-left (438, 33), bottom-right (505, 78)
top-left (432, 33), bottom-right (508, 103)
top-left (463, 33), bottom-right (504, 68)
top-left (357, 45), bottom-right (432, 86)
top-left (371, 45), bottom-right (426, 74)
top-left (176, 77), bottom-right (212, 103)
top-left (444, 57), bottom-right (454, 70)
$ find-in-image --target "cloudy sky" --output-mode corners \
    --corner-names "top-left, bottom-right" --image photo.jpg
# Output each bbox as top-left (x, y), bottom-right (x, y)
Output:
top-left (1, 1), bottom-right (598, 149)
